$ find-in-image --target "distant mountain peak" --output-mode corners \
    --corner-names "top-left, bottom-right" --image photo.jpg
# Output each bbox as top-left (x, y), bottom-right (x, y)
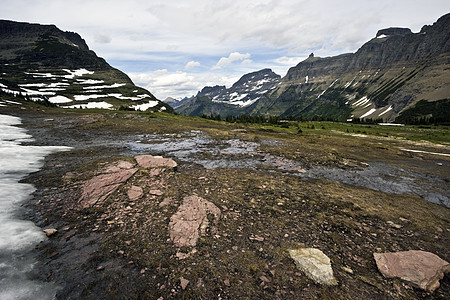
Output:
top-left (376, 27), bottom-right (412, 38)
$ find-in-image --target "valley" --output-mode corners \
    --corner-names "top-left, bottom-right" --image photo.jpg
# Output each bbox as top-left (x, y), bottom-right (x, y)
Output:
top-left (1, 101), bottom-right (448, 299)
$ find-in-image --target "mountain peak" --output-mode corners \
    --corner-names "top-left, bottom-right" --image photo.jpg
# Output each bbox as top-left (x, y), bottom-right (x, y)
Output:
top-left (376, 27), bottom-right (412, 38)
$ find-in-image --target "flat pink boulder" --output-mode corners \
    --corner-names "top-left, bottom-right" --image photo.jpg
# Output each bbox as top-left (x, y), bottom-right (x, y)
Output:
top-left (374, 250), bottom-right (450, 292)
top-left (79, 168), bottom-right (138, 208)
top-left (135, 155), bottom-right (177, 169)
top-left (169, 195), bottom-right (221, 248)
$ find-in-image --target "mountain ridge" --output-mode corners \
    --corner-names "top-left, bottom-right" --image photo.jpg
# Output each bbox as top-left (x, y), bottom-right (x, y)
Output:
top-left (0, 19), bottom-right (172, 112)
top-left (175, 13), bottom-right (450, 122)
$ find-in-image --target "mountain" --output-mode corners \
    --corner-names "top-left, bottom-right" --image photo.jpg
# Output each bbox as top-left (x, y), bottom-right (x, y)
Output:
top-left (0, 20), bottom-right (172, 112)
top-left (175, 68), bottom-right (281, 117)
top-left (175, 14), bottom-right (450, 122)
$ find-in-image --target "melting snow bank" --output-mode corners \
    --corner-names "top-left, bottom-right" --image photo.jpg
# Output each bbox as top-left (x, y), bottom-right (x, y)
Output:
top-left (401, 149), bottom-right (450, 157)
top-left (0, 114), bottom-right (71, 300)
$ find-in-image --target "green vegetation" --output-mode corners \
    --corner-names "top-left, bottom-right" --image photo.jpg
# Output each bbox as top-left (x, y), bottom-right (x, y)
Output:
top-left (395, 99), bottom-right (450, 125)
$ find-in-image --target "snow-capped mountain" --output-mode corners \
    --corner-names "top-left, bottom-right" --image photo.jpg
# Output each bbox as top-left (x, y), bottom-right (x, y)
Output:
top-left (176, 69), bottom-right (280, 116)
top-left (201, 69), bottom-right (281, 107)
top-left (0, 20), bottom-right (171, 112)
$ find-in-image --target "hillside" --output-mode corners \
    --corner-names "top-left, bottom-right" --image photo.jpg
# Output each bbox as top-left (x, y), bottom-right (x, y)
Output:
top-left (175, 14), bottom-right (450, 122)
top-left (0, 20), bottom-right (171, 112)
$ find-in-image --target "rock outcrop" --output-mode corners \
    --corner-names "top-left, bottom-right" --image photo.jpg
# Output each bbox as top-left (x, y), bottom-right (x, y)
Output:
top-left (79, 168), bottom-right (138, 208)
top-left (288, 248), bottom-right (338, 286)
top-left (135, 155), bottom-right (178, 169)
top-left (374, 250), bottom-right (450, 292)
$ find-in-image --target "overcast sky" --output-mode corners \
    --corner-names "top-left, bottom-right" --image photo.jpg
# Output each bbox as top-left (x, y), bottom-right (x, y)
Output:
top-left (1, 1), bottom-right (448, 99)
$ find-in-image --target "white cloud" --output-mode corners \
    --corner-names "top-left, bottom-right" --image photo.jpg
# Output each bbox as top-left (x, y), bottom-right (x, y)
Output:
top-left (274, 56), bottom-right (308, 66)
top-left (213, 52), bottom-right (251, 69)
top-left (129, 70), bottom-right (238, 100)
top-left (94, 33), bottom-right (112, 44)
top-left (185, 61), bottom-right (201, 69)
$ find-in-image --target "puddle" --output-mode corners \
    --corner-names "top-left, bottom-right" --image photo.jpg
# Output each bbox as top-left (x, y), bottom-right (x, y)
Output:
top-left (128, 130), bottom-right (304, 172)
top-left (302, 162), bottom-right (449, 207)
top-left (128, 130), bottom-right (449, 208)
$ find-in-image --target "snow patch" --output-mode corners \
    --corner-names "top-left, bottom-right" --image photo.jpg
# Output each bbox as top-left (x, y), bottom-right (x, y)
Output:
top-left (62, 68), bottom-right (94, 79)
top-left (65, 101), bottom-right (113, 109)
top-left (83, 83), bottom-right (126, 90)
top-left (48, 95), bottom-right (73, 104)
top-left (76, 79), bottom-right (105, 85)
top-left (360, 108), bottom-right (377, 118)
top-left (132, 101), bottom-right (159, 111)
top-left (74, 94), bottom-right (108, 101)
top-left (378, 105), bottom-right (393, 116)
top-left (377, 34), bottom-right (388, 39)
top-left (353, 96), bottom-right (370, 107)
top-left (401, 149), bottom-right (450, 157)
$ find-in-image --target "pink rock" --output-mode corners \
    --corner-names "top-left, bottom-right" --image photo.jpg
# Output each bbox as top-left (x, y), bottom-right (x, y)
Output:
top-left (102, 160), bottom-right (135, 173)
top-left (169, 195), bottom-right (221, 248)
top-left (135, 155), bottom-right (177, 169)
top-left (149, 189), bottom-right (163, 196)
top-left (127, 185), bottom-right (143, 201)
top-left (374, 250), bottom-right (450, 292)
top-left (79, 168), bottom-right (138, 208)
top-left (180, 277), bottom-right (189, 290)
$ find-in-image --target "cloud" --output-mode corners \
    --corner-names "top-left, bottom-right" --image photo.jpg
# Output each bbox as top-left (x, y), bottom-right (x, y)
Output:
top-left (94, 33), bottom-right (112, 44)
top-left (184, 61), bottom-right (201, 69)
top-left (212, 52), bottom-right (251, 69)
top-left (274, 56), bottom-right (307, 66)
top-left (128, 69), bottom-right (239, 100)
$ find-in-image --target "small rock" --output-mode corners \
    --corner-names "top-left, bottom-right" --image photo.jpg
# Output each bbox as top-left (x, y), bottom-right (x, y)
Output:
top-left (288, 248), bottom-right (338, 286)
top-left (43, 228), bottom-right (57, 237)
top-left (96, 265), bottom-right (105, 271)
top-left (149, 189), bottom-right (163, 196)
top-left (342, 266), bottom-right (353, 274)
top-left (374, 250), bottom-right (450, 292)
top-left (224, 279), bottom-right (230, 286)
top-left (127, 186), bottom-right (143, 201)
top-left (387, 221), bottom-right (402, 229)
top-left (180, 278), bottom-right (189, 290)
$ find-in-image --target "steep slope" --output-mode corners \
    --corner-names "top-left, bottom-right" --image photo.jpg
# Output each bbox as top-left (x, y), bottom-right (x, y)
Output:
top-left (0, 20), bottom-right (171, 112)
top-left (176, 14), bottom-right (449, 121)
top-left (176, 69), bottom-right (281, 117)
top-left (252, 13), bottom-right (450, 121)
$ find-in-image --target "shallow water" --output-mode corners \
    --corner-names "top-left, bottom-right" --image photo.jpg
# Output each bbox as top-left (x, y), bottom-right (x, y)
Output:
top-left (129, 130), bottom-right (449, 207)
top-left (0, 114), bottom-right (70, 300)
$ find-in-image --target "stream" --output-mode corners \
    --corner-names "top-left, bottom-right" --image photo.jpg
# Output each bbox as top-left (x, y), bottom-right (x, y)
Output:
top-left (0, 114), bottom-right (70, 300)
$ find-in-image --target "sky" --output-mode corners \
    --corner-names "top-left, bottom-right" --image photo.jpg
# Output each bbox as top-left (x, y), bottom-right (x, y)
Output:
top-left (1, 1), bottom-right (448, 100)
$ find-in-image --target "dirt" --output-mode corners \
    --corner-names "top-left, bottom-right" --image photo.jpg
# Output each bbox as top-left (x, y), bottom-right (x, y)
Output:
top-left (2, 104), bottom-right (449, 299)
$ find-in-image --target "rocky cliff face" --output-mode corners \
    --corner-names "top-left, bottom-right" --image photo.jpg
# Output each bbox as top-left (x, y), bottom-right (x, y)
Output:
top-left (176, 14), bottom-right (450, 121)
top-left (254, 13), bottom-right (450, 121)
top-left (0, 20), bottom-right (171, 112)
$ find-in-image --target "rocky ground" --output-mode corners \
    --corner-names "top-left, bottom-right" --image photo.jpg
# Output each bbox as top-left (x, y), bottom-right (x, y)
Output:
top-left (2, 103), bottom-right (449, 299)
